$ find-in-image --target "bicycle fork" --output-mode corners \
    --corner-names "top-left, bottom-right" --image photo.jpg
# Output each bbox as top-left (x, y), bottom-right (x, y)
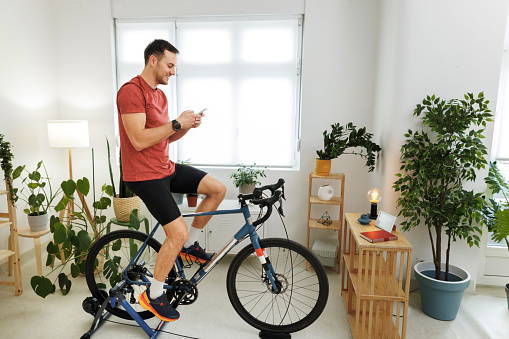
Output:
top-left (250, 235), bottom-right (280, 293)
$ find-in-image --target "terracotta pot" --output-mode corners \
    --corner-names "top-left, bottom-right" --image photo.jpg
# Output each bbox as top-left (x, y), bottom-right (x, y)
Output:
top-left (187, 196), bottom-right (198, 207)
top-left (315, 159), bottom-right (331, 176)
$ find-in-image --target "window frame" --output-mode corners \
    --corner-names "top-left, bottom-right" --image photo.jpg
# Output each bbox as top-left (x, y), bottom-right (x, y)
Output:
top-left (113, 15), bottom-right (304, 170)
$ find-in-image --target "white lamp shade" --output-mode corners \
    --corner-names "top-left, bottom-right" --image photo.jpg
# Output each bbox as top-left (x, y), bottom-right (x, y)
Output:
top-left (47, 120), bottom-right (90, 148)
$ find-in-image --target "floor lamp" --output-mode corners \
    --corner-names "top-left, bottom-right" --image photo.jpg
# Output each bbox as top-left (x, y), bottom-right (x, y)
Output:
top-left (47, 120), bottom-right (91, 262)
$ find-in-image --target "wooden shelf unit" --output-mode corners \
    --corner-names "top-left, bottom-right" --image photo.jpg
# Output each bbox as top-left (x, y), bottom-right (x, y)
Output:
top-left (0, 178), bottom-right (22, 296)
top-left (307, 172), bottom-right (345, 273)
top-left (342, 213), bottom-right (412, 339)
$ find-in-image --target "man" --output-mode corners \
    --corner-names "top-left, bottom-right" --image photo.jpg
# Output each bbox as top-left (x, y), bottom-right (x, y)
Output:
top-left (116, 39), bottom-right (226, 322)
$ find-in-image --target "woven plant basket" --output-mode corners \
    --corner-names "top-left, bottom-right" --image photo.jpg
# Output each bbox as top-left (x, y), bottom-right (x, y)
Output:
top-left (113, 195), bottom-right (141, 222)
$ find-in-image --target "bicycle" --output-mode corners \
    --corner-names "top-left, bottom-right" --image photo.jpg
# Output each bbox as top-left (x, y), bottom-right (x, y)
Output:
top-left (82, 179), bottom-right (329, 338)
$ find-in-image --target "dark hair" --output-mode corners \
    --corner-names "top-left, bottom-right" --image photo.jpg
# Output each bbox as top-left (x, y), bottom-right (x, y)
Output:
top-left (144, 39), bottom-right (179, 65)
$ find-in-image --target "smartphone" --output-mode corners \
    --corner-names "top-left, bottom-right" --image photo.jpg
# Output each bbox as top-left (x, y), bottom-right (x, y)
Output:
top-left (198, 108), bottom-right (208, 115)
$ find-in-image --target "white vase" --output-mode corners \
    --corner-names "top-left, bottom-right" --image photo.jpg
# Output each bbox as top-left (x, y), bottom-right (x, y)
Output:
top-left (318, 185), bottom-right (334, 201)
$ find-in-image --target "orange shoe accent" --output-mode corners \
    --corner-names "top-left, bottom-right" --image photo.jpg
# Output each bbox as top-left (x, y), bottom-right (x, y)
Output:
top-left (138, 290), bottom-right (179, 322)
top-left (179, 252), bottom-right (207, 264)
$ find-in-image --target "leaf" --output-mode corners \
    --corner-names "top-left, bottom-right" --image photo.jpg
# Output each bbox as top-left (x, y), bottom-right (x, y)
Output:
top-left (53, 222), bottom-right (67, 244)
top-left (31, 276), bottom-right (54, 298)
top-left (58, 273), bottom-right (72, 295)
top-left (77, 177), bottom-right (90, 196)
top-left (112, 239), bottom-right (122, 251)
top-left (28, 171), bottom-right (41, 182)
top-left (61, 179), bottom-right (76, 198)
top-left (130, 209), bottom-right (140, 230)
top-left (12, 165), bottom-right (25, 180)
top-left (54, 196), bottom-right (71, 212)
top-left (70, 263), bottom-right (80, 278)
top-left (75, 230), bottom-right (92, 251)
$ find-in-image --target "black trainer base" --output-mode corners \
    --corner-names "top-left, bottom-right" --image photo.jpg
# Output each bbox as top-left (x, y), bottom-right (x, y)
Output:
top-left (259, 331), bottom-right (291, 339)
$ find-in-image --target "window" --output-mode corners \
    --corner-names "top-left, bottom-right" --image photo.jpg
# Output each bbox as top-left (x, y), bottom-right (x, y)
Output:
top-left (115, 16), bottom-right (303, 168)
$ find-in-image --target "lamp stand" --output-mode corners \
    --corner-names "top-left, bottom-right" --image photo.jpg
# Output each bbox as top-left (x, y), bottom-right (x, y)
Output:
top-left (369, 202), bottom-right (378, 219)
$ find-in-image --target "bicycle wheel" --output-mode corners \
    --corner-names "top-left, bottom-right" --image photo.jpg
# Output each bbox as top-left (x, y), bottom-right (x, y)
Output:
top-left (85, 230), bottom-right (162, 320)
top-left (226, 238), bottom-right (329, 333)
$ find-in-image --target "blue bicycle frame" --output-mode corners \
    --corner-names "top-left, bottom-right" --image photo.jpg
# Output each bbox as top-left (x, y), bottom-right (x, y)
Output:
top-left (122, 202), bottom-right (279, 292)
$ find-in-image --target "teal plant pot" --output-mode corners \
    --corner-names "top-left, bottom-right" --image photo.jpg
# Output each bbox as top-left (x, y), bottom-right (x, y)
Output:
top-left (506, 283), bottom-right (509, 309)
top-left (414, 261), bottom-right (470, 321)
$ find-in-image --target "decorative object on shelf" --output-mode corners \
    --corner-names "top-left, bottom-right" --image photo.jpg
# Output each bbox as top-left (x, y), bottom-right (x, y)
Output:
top-left (375, 211), bottom-right (397, 232)
top-left (0, 134), bottom-right (17, 205)
top-left (230, 163), bottom-right (267, 194)
top-left (393, 92), bottom-right (491, 320)
top-left (367, 188), bottom-right (382, 219)
top-left (318, 211), bottom-right (333, 227)
top-left (106, 136), bottom-right (141, 222)
top-left (357, 213), bottom-right (371, 225)
top-left (480, 161), bottom-right (509, 308)
top-left (315, 122), bottom-right (381, 175)
top-left (12, 161), bottom-right (61, 232)
top-left (317, 184), bottom-right (334, 201)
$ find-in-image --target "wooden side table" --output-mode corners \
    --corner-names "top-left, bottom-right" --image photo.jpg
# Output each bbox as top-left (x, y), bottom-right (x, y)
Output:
top-left (17, 226), bottom-right (50, 277)
top-left (341, 213), bottom-right (412, 339)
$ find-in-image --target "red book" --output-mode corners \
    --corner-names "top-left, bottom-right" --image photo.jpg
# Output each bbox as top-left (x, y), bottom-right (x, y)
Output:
top-left (360, 229), bottom-right (398, 243)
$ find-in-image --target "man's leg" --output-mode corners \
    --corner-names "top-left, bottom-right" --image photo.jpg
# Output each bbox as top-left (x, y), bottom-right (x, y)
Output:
top-left (192, 174), bottom-right (227, 229)
top-left (154, 217), bottom-right (188, 281)
top-left (138, 217), bottom-right (188, 322)
top-left (180, 175), bottom-right (226, 262)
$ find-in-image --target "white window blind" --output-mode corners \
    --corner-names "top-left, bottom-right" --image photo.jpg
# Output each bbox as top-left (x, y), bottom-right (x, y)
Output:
top-left (115, 17), bottom-right (302, 168)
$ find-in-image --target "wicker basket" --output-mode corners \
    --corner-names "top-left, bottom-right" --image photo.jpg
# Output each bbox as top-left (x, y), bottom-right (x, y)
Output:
top-left (113, 196), bottom-right (141, 222)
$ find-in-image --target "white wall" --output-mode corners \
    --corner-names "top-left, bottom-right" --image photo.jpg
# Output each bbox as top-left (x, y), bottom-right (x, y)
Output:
top-left (373, 0), bottom-right (509, 286)
top-left (0, 0), bottom-right (62, 255)
top-left (2, 0), bottom-right (509, 288)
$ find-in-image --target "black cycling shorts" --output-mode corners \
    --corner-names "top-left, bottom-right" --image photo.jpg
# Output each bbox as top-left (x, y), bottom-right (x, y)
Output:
top-left (125, 163), bottom-right (207, 226)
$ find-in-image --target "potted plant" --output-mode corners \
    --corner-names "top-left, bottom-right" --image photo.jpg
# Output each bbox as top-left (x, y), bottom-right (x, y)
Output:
top-left (393, 92), bottom-right (491, 320)
top-left (0, 134), bottom-right (16, 205)
top-left (30, 177), bottom-right (113, 298)
top-left (316, 122), bottom-right (381, 175)
top-left (480, 161), bottom-right (509, 308)
top-left (230, 163), bottom-right (267, 194)
top-left (12, 161), bottom-right (61, 231)
top-left (186, 192), bottom-right (199, 207)
top-left (106, 137), bottom-right (141, 222)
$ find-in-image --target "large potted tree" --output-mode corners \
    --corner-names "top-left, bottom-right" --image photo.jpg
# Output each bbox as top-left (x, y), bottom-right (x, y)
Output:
top-left (393, 92), bottom-right (491, 320)
top-left (315, 122), bottom-right (381, 175)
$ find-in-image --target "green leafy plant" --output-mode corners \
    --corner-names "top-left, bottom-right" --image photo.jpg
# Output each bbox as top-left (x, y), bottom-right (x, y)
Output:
top-left (230, 164), bottom-right (267, 188)
top-left (316, 122), bottom-right (381, 172)
top-left (106, 136), bottom-right (133, 198)
top-left (12, 161), bottom-right (61, 216)
top-left (481, 161), bottom-right (509, 250)
top-left (0, 134), bottom-right (16, 204)
top-left (31, 178), bottom-right (114, 298)
top-left (393, 92), bottom-right (492, 281)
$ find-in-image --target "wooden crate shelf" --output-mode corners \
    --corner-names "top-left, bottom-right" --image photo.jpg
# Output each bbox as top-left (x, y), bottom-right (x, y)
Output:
top-left (341, 213), bottom-right (412, 339)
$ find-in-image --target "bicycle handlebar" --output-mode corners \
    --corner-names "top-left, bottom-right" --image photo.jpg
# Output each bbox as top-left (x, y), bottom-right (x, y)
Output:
top-left (238, 178), bottom-right (285, 226)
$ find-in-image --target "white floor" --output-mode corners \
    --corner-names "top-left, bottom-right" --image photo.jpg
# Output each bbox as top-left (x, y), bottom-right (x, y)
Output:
top-left (0, 249), bottom-right (508, 339)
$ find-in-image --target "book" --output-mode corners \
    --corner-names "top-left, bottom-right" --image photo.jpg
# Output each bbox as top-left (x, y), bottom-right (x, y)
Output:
top-left (360, 229), bottom-right (398, 243)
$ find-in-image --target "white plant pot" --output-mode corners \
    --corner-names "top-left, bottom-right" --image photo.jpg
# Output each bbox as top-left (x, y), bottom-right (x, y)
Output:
top-left (27, 213), bottom-right (49, 232)
top-left (239, 184), bottom-right (256, 195)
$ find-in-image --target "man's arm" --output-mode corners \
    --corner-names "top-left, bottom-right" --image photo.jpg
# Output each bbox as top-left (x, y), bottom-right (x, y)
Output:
top-left (122, 110), bottom-right (198, 151)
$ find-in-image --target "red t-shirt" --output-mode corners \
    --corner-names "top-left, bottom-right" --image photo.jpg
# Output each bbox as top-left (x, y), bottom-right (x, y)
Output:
top-left (117, 75), bottom-right (175, 181)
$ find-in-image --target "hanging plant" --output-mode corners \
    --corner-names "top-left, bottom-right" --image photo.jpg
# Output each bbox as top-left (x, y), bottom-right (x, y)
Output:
top-left (0, 134), bottom-right (16, 204)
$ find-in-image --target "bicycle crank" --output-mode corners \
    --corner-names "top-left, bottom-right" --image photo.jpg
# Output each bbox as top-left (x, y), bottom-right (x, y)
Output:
top-left (167, 279), bottom-right (198, 305)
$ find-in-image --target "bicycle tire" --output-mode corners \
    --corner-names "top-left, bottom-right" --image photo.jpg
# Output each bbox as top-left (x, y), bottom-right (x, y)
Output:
top-left (85, 230), bottom-right (162, 320)
top-left (226, 238), bottom-right (329, 333)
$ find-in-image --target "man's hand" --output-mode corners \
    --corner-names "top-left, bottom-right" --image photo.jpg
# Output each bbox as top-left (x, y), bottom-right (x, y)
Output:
top-left (177, 110), bottom-right (201, 130)
top-left (192, 111), bottom-right (204, 128)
